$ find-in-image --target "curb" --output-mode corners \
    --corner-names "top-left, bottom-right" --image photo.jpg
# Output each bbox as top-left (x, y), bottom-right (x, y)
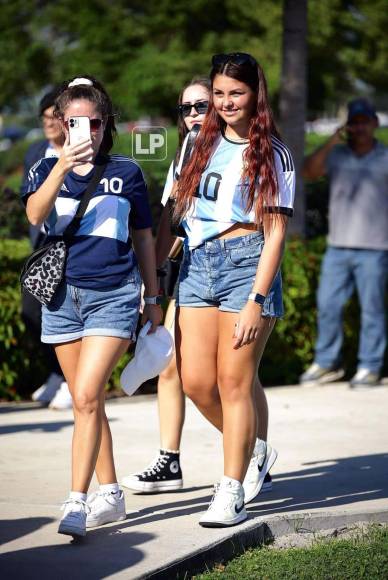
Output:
top-left (143, 508), bottom-right (388, 579)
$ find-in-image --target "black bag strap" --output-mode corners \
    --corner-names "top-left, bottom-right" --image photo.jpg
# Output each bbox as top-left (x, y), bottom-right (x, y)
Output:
top-left (175, 123), bottom-right (201, 181)
top-left (168, 126), bottom-right (201, 239)
top-left (63, 158), bottom-right (108, 239)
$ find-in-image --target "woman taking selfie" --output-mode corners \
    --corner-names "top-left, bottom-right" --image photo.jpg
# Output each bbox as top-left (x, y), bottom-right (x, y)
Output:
top-left (173, 53), bottom-right (295, 527)
top-left (22, 75), bottom-right (162, 538)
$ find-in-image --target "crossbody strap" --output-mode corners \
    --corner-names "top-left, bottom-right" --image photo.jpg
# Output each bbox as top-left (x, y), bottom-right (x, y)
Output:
top-left (175, 123), bottom-right (201, 180)
top-left (63, 159), bottom-right (108, 239)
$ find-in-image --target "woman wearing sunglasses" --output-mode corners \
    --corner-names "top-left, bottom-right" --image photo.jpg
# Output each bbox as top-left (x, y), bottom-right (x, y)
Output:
top-left (172, 53), bottom-right (295, 527)
top-left (21, 75), bottom-right (162, 538)
top-left (122, 77), bottom-right (211, 491)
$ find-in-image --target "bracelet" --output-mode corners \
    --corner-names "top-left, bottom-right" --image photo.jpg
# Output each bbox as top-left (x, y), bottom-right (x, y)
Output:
top-left (248, 292), bottom-right (266, 306)
top-left (144, 295), bottom-right (163, 306)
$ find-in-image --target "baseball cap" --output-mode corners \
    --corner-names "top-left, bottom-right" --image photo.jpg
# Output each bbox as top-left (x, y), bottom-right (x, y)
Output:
top-left (120, 322), bottom-right (174, 396)
top-left (347, 99), bottom-right (377, 123)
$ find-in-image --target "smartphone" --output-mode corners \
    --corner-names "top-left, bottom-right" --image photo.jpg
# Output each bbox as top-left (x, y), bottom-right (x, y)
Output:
top-left (68, 116), bottom-right (92, 161)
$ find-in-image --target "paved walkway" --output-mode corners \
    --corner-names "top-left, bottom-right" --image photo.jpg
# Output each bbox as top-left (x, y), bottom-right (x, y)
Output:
top-left (1, 381), bottom-right (388, 579)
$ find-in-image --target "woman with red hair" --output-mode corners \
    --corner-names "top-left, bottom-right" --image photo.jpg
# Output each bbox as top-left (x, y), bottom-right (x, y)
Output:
top-left (173, 53), bottom-right (295, 527)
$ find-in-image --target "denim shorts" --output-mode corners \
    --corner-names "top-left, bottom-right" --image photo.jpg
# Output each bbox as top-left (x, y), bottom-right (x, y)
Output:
top-left (41, 268), bottom-right (141, 344)
top-left (176, 232), bottom-right (283, 317)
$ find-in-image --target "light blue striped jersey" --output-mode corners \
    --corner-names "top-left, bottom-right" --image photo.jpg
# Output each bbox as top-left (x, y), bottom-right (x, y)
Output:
top-left (176, 133), bottom-right (295, 248)
top-left (21, 154), bottom-right (152, 289)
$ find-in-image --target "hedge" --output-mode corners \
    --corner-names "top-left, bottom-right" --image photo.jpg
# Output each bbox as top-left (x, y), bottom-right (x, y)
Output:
top-left (1, 130), bottom-right (387, 398)
top-left (2, 236), bottom-right (385, 401)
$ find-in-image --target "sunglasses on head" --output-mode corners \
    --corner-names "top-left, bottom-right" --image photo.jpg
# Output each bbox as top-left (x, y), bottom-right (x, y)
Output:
top-left (178, 100), bottom-right (209, 118)
top-left (211, 52), bottom-right (257, 68)
top-left (64, 118), bottom-right (103, 132)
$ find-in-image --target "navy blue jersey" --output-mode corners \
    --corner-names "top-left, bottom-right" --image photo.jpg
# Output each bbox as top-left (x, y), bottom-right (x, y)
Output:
top-left (21, 154), bottom-right (153, 289)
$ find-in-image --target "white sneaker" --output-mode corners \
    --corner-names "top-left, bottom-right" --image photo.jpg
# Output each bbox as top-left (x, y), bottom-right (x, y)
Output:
top-left (58, 499), bottom-right (88, 537)
top-left (199, 477), bottom-right (247, 528)
top-left (350, 368), bottom-right (380, 389)
top-left (243, 441), bottom-right (278, 504)
top-left (49, 382), bottom-right (72, 410)
top-left (86, 490), bottom-right (126, 528)
top-left (32, 372), bottom-right (63, 403)
top-left (299, 362), bottom-right (345, 386)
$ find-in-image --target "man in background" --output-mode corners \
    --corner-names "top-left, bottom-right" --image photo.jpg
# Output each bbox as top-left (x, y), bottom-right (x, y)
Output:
top-left (21, 87), bottom-right (72, 409)
top-left (300, 99), bottom-right (388, 388)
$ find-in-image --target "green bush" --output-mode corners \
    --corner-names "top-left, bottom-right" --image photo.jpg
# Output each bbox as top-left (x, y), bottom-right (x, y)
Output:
top-left (0, 239), bottom-right (35, 399)
top-left (0, 238), bottom-right (134, 400)
top-left (1, 129), bottom-right (387, 397)
top-left (262, 237), bottom-right (387, 385)
top-left (2, 235), bottom-right (386, 400)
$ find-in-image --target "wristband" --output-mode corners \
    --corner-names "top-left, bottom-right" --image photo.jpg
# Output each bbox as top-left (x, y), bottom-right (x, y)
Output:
top-left (144, 295), bottom-right (163, 306)
top-left (248, 292), bottom-right (266, 306)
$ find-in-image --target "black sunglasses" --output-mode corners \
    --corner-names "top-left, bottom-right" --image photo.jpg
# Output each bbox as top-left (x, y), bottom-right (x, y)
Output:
top-left (211, 52), bottom-right (257, 68)
top-left (178, 100), bottom-right (209, 118)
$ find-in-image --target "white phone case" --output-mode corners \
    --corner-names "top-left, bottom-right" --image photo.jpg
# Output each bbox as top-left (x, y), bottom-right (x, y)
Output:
top-left (68, 116), bottom-right (90, 144)
top-left (68, 116), bottom-right (92, 161)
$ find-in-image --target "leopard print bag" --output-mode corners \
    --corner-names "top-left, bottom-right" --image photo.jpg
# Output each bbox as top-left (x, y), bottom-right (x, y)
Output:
top-left (20, 240), bottom-right (67, 306)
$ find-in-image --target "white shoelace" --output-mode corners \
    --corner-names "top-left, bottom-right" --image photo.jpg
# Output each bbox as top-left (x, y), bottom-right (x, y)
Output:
top-left (208, 482), bottom-right (243, 512)
top-left (140, 455), bottom-right (169, 477)
top-left (61, 499), bottom-right (90, 513)
top-left (208, 483), bottom-right (220, 508)
top-left (87, 490), bottom-right (121, 505)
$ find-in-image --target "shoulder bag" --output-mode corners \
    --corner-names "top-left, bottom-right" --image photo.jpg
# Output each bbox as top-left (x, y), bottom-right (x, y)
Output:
top-left (20, 161), bottom-right (107, 306)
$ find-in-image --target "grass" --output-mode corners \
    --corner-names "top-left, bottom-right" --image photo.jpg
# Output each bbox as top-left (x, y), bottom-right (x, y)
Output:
top-left (194, 524), bottom-right (388, 580)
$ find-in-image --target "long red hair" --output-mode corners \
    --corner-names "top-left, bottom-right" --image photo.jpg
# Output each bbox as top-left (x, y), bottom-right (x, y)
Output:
top-left (173, 58), bottom-right (279, 225)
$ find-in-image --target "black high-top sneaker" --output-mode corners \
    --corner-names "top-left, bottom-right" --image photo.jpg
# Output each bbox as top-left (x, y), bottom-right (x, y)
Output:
top-left (121, 450), bottom-right (183, 492)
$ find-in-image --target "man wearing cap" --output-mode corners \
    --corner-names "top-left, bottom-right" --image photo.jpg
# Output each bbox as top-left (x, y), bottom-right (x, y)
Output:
top-left (300, 99), bottom-right (388, 388)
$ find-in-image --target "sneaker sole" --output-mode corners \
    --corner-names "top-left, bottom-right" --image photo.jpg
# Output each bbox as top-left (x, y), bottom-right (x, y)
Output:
top-left (244, 447), bottom-right (278, 504)
top-left (121, 478), bottom-right (183, 493)
top-left (301, 369), bottom-right (345, 387)
top-left (86, 513), bottom-right (126, 528)
top-left (350, 382), bottom-right (381, 390)
top-left (58, 523), bottom-right (86, 537)
top-left (199, 512), bottom-right (247, 528)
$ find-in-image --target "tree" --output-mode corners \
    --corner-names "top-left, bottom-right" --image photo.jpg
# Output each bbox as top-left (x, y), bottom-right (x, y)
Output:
top-left (0, 0), bottom-right (51, 110)
top-left (279, 0), bottom-right (307, 237)
top-left (1, 1), bottom-right (387, 119)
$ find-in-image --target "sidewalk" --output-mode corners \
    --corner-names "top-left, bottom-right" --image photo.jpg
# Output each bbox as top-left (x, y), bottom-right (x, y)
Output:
top-left (1, 382), bottom-right (388, 579)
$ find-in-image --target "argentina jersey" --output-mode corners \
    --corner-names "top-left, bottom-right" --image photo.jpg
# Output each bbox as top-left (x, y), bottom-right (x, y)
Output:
top-left (176, 133), bottom-right (295, 248)
top-left (21, 154), bottom-right (152, 289)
